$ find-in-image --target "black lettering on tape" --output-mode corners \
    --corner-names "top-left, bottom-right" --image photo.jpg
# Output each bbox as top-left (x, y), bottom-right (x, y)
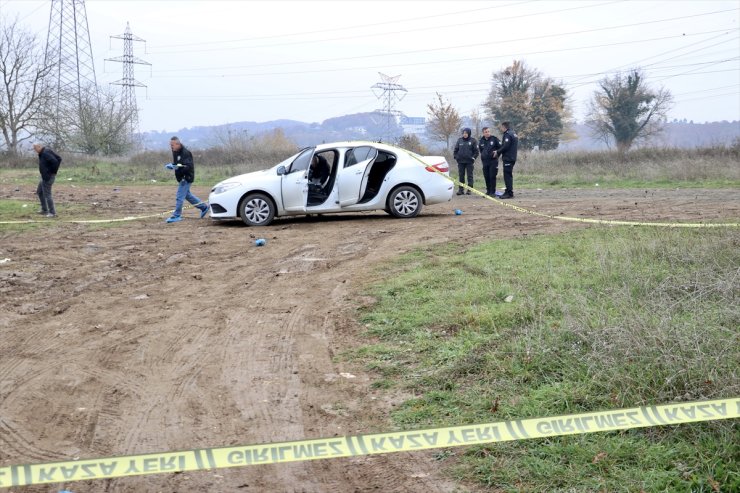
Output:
top-left (515, 420), bottom-right (530, 438)
top-left (476, 426), bottom-right (498, 442)
top-left (370, 437), bottom-right (386, 452)
top-left (356, 436), bottom-right (369, 455)
top-left (461, 429), bottom-right (477, 443)
top-left (594, 414), bottom-right (614, 428)
top-left (389, 436), bottom-right (405, 450)
top-left (505, 421), bottom-right (520, 439)
top-left (641, 407), bottom-right (657, 425)
top-left (345, 436), bottom-right (358, 456)
top-left (204, 449), bottom-right (216, 468)
top-left (681, 405), bottom-right (696, 419)
top-left (648, 407), bottom-right (666, 424)
top-left (38, 467), bottom-right (56, 483)
top-left (712, 403), bottom-right (727, 416)
top-left (100, 461), bottom-right (117, 476)
top-left (313, 443), bottom-right (328, 457)
top-left (293, 443), bottom-right (314, 460)
top-left (446, 430), bottom-right (463, 445)
top-left (536, 421), bottom-right (552, 435)
top-left (124, 460), bottom-right (140, 474)
top-left (227, 451), bottom-right (243, 465)
top-left (193, 449), bottom-right (205, 469)
top-left (329, 440), bottom-right (344, 456)
top-left (627, 411), bottom-right (642, 425)
top-left (81, 464), bottom-right (97, 478)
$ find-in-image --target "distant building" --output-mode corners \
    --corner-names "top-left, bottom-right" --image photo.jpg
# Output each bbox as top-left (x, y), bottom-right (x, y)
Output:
top-left (400, 116), bottom-right (426, 135)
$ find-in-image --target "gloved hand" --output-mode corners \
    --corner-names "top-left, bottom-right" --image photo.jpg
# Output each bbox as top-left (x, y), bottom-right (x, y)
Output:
top-left (164, 163), bottom-right (175, 170)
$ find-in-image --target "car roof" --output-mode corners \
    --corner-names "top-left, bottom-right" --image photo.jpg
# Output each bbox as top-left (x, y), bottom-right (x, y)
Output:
top-left (314, 141), bottom-right (407, 155)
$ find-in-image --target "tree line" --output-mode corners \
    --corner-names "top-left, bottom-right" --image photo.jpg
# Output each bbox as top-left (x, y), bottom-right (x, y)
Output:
top-left (1, 16), bottom-right (675, 159)
top-left (426, 60), bottom-right (673, 153)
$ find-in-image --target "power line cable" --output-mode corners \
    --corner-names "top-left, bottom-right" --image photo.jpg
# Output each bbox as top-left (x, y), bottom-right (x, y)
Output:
top-left (146, 0), bottom-right (624, 54)
top-left (146, 0), bottom-right (534, 50)
top-left (145, 28), bottom-right (737, 79)
top-left (148, 8), bottom-right (737, 74)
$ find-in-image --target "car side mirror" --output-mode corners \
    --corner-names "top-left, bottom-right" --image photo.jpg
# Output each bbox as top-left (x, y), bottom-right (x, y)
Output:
top-left (277, 165), bottom-right (286, 175)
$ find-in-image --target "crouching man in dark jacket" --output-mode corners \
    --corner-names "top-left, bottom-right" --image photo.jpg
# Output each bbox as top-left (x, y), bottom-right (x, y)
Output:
top-left (494, 122), bottom-right (518, 199)
top-left (33, 143), bottom-right (62, 217)
top-left (453, 127), bottom-right (479, 195)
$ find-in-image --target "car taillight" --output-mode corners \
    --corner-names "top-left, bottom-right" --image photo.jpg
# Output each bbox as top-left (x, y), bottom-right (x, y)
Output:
top-left (425, 162), bottom-right (449, 173)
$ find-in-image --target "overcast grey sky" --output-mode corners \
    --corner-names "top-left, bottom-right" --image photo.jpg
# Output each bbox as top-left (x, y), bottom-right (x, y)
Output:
top-left (2, 0), bottom-right (739, 133)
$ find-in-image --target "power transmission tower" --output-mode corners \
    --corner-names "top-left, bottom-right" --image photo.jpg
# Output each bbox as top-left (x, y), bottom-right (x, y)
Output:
top-left (106, 22), bottom-right (150, 139)
top-left (371, 72), bottom-right (407, 142)
top-left (44, 0), bottom-right (98, 145)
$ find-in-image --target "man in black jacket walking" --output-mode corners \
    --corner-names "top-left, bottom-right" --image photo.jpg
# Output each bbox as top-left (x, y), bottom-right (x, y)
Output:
top-left (33, 143), bottom-right (62, 217)
top-left (493, 122), bottom-right (518, 199)
top-left (453, 127), bottom-right (479, 195)
top-left (478, 127), bottom-right (501, 196)
top-left (165, 136), bottom-right (209, 223)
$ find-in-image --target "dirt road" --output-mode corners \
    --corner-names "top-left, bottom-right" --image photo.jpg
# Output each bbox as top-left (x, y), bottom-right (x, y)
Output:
top-left (1, 185), bottom-right (737, 492)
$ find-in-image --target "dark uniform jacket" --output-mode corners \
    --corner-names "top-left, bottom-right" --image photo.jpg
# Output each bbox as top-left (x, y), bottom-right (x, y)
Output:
top-left (172, 145), bottom-right (195, 183)
top-left (453, 129), bottom-right (479, 164)
top-left (38, 147), bottom-right (62, 181)
top-left (478, 135), bottom-right (501, 164)
top-left (498, 129), bottom-right (519, 163)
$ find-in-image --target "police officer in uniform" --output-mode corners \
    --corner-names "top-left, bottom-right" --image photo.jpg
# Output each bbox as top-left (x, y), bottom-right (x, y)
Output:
top-left (494, 122), bottom-right (518, 199)
top-left (478, 127), bottom-right (501, 197)
top-left (453, 127), bottom-right (479, 195)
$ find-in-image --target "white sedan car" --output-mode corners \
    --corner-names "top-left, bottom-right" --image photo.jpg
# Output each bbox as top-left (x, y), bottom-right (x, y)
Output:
top-left (208, 141), bottom-right (453, 226)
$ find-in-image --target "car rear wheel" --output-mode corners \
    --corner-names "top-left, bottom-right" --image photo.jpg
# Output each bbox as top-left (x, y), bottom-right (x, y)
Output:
top-left (239, 193), bottom-right (276, 226)
top-left (388, 186), bottom-right (422, 218)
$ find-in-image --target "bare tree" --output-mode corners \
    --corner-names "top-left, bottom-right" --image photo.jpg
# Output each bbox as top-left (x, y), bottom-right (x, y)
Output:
top-left (586, 69), bottom-right (673, 152)
top-left (426, 92), bottom-right (462, 151)
top-left (38, 83), bottom-right (135, 155)
top-left (0, 18), bottom-right (54, 155)
top-left (469, 106), bottom-right (483, 139)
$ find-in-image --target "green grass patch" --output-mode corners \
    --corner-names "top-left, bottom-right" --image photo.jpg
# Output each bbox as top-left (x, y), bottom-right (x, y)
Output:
top-left (349, 227), bottom-right (739, 491)
top-left (0, 162), bottom-right (248, 187)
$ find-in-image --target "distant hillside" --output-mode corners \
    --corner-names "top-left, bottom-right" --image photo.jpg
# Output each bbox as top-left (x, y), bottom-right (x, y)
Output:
top-left (139, 113), bottom-right (402, 150)
top-left (139, 115), bottom-right (739, 152)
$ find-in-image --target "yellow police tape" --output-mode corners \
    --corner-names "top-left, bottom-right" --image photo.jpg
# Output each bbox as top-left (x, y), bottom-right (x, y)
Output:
top-left (0, 398), bottom-right (737, 487)
top-left (0, 202), bottom-right (207, 225)
top-left (400, 147), bottom-right (740, 229)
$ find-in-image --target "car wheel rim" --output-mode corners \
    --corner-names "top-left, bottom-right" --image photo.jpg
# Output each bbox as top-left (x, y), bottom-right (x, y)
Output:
top-left (394, 190), bottom-right (418, 215)
top-left (246, 198), bottom-right (270, 223)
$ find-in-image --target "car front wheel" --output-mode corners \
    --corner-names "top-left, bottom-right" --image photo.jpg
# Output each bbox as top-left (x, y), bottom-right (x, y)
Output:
top-left (239, 193), bottom-right (276, 226)
top-left (388, 186), bottom-right (422, 218)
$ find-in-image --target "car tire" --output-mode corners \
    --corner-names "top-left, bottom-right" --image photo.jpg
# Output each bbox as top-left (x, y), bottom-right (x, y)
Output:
top-left (239, 193), bottom-right (276, 226)
top-left (387, 185), bottom-right (422, 218)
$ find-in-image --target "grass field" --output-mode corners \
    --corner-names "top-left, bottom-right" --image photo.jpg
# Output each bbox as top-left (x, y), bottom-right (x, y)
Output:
top-left (349, 227), bottom-right (739, 491)
top-left (2, 145), bottom-right (739, 190)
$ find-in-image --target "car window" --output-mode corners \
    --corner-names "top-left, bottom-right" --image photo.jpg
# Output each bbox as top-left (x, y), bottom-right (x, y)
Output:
top-left (344, 146), bottom-right (377, 168)
top-left (289, 148), bottom-right (314, 174)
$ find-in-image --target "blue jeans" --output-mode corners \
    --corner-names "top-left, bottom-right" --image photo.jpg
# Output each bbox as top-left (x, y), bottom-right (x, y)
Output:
top-left (173, 180), bottom-right (204, 217)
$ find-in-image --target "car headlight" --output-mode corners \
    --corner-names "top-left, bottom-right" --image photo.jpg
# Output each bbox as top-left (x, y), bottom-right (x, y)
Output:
top-left (212, 182), bottom-right (242, 195)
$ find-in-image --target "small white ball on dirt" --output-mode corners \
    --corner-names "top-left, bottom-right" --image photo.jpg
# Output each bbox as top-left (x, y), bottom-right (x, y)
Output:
top-left (255, 238), bottom-right (266, 246)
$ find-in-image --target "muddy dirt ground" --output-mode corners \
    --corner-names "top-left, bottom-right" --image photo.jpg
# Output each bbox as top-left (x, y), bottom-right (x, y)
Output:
top-left (1, 184), bottom-right (738, 492)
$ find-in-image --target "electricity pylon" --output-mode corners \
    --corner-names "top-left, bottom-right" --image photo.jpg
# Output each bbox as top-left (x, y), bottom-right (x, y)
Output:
top-left (106, 22), bottom-right (150, 139)
top-left (371, 72), bottom-right (407, 142)
top-left (44, 0), bottom-right (98, 146)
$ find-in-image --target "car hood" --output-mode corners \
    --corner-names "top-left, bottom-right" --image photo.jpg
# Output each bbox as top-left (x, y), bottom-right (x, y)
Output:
top-left (215, 167), bottom-right (275, 187)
